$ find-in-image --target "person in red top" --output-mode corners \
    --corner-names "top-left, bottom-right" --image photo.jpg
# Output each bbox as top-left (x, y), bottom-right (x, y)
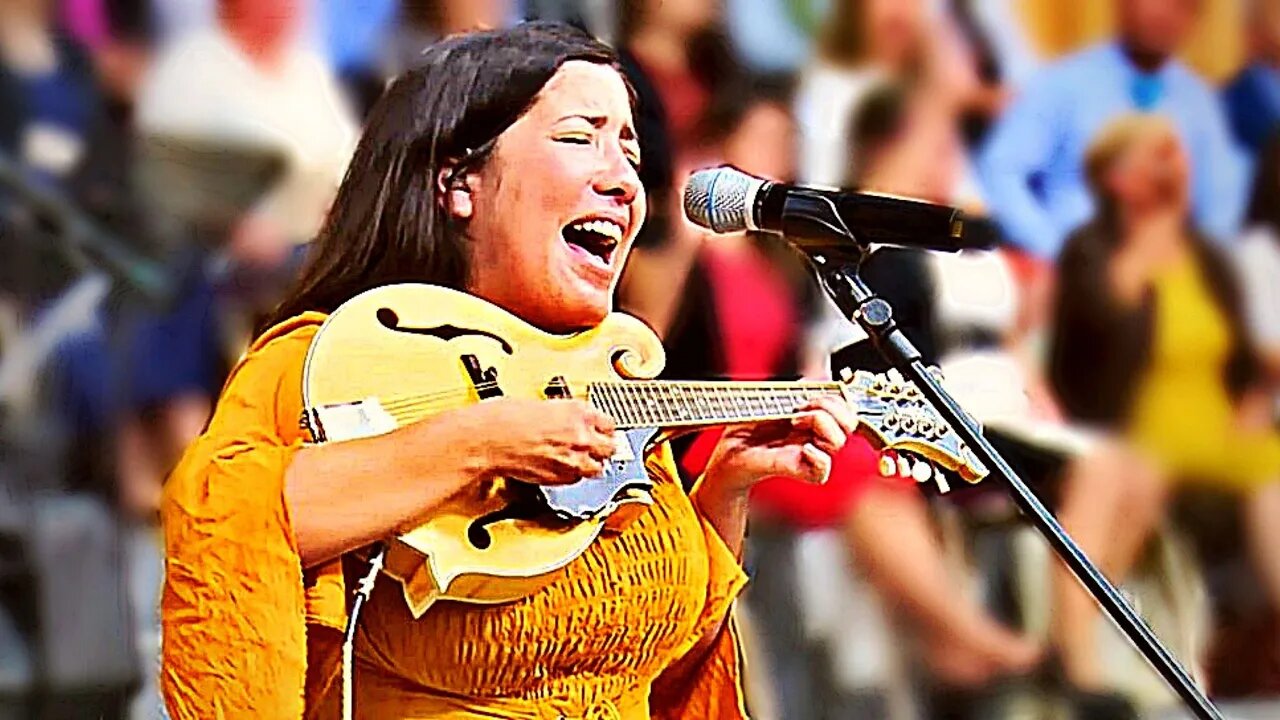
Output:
top-left (620, 77), bottom-right (1041, 716)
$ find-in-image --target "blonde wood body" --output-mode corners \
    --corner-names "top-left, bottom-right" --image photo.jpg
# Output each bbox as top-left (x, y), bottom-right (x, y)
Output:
top-left (302, 284), bottom-right (666, 617)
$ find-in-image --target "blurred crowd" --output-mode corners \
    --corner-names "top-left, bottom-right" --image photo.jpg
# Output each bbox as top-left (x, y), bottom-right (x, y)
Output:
top-left (2, 0), bottom-right (1280, 719)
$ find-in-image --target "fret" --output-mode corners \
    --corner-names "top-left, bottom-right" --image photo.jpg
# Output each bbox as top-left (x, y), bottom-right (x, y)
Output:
top-left (643, 384), bottom-right (661, 426)
top-left (780, 389), bottom-right (796, 414)
top-left (616, 383), bottom-right (638, 427)
top-left (674, 384), bottom-right (692, 423)
top-left (691, 385), bottom-right (709, 424)
top-left (589, 384), bottom-right (605, 418)
top-left (657, 384), bottom-right (675, 425)
top-left (667, 384), bottom-right (683, 422)
top-left (598, 384), bottom-right (619, 424)
top-left (607, 383), bottom-right (628, 426)
top-left (589, 383), bottom-right (605, 421)
top-left (710, 389), bottom-right (727, 421)
top-left (768, 389), bottom-right (786, 416)
top-left (629, 384), bottom-right (649, 426)
top-left (688, 385), bottom-right (704, 422)
top-left (655, 384), bottom-right (671, 425)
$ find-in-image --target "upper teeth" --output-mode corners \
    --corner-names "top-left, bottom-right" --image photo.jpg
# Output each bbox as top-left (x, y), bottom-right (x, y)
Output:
top-left (571, 219), bottom-right (623, 243)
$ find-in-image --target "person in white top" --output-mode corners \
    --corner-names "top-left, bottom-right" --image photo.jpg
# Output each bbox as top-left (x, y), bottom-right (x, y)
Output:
top-left (793, 0), bottom-right (926, 190)
top-left (136, 0), bottom-right (359, 252)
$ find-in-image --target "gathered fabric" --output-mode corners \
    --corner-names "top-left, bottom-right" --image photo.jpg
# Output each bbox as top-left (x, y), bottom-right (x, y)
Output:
top-left (160, 314), bottom-right (751, 719)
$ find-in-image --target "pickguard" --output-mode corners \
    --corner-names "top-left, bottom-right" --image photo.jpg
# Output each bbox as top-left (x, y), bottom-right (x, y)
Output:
top-left (538, 427), bottom-right (660, 520)
top-left (376, 307), bottom-right (514, 354)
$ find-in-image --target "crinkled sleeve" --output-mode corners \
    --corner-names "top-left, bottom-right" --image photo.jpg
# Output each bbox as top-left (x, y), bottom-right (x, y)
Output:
top-left (159, 321), bottom-right (321, 720)
top-left (649, 449), bottom-right (751, 719)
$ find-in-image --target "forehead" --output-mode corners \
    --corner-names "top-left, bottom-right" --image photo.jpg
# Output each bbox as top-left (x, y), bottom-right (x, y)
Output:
top-left (525, 61), bottom-right (635, 125)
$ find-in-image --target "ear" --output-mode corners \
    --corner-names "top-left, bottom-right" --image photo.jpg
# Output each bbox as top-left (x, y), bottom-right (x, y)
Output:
top-left (436, 165), bottom-right (475, 221)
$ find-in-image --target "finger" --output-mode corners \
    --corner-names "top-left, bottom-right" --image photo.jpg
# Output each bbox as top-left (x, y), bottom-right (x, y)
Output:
top-left (795, 411), bottom-right (847, 455)
top-left (585, 407), bottom-right (616, 434)
top-left (565, 454), bottom-right (605, 481)
top-left (801, 444), bottom-right (833, 485)
top-left (570, 417), bottom-right (616, 457)
top-left (583, 431), bottom-right (618, 461)
top-left (591, 437), bottom-right (618, 461)
top-left (808, 395), bottom-right (859, 437)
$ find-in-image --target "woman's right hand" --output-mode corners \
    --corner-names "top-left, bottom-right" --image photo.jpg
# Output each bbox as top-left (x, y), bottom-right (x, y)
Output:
top-left (440, 398), bottom-right (619, 485)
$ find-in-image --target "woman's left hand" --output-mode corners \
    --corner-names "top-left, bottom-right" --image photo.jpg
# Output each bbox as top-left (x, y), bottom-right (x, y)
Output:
top-left (701, 396), bottom-right (858, 497)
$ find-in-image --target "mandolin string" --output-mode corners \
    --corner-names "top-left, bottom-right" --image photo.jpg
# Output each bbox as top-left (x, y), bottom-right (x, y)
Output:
top-left (375, 382), bottom-right (854, 421)
top-left (376, 381), bottom-right (847, 410)
top-left (375, 380), bottom-right (849, 410)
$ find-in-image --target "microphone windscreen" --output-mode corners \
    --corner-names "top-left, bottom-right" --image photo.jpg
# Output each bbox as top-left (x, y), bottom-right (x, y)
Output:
top-left (682, 167), bottom-right (759, 233)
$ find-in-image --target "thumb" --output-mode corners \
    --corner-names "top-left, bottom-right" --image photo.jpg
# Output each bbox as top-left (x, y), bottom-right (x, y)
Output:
top-left (801, 444), bottom-right (832, 485)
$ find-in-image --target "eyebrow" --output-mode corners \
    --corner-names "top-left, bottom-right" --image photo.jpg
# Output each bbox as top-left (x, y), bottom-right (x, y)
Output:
top-left (557, 113), bottom-right (608, 126)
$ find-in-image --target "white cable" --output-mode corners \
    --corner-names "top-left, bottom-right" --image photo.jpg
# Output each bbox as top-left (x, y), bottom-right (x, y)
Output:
top-left (342, 545), bottom-right (385, 720)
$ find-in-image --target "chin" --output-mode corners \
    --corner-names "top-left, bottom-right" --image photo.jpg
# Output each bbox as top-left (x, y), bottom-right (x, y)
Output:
top-left (565, 298), bottom-right (611, 331)
top-left (535, 292), bottom-right (610, 334)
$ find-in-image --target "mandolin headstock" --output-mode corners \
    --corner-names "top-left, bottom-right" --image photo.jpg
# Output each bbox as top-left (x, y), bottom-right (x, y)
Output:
top-left (839, 368), bottom-right (988, 485)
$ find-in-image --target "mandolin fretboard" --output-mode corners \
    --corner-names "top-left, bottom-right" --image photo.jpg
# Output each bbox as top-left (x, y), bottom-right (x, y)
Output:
top-left (585, 381), bottom-right (845, 429)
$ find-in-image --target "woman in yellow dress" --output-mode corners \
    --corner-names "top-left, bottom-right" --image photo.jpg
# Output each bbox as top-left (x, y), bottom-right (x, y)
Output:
top-left (1051, 114), bottom-right (1280, 697)
top-left (158, 22), bottom-right (858, 720)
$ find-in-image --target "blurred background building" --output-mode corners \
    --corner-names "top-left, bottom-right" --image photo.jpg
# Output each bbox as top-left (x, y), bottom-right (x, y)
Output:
top-left (2, 1), bottom-right (1279, 718)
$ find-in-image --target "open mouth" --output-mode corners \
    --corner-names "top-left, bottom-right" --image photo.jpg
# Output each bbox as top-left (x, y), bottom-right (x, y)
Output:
top-left (561, 218), bottom-right (622, 269)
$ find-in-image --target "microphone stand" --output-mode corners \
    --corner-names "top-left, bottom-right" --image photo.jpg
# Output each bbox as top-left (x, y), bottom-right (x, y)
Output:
top-left (812, 254), bottom-right (1224, 720)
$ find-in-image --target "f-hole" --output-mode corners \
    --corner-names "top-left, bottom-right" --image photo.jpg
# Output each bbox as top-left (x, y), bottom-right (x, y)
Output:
top-left (467, 485), bottom-right (547, 549)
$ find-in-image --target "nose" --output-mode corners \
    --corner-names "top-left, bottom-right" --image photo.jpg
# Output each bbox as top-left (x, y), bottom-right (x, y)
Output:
top-left (593, 145), bottom-right (641, 205)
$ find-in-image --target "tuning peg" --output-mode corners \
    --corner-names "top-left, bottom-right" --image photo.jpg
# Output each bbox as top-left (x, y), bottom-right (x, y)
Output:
top-left (911, 459), bottom-right (933, 484)
top-left (879, 453), bottom-right (898, 478)
top-left (897, 454), bottom-right (912, 478)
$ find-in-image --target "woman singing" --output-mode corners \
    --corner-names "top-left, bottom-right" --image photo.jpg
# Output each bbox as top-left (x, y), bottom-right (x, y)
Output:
top-left (159, 23), bottom-right (855, 720)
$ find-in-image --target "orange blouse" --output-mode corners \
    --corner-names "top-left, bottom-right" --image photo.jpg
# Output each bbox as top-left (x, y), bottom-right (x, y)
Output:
top-left (160, 314), bottom-right (751, 719)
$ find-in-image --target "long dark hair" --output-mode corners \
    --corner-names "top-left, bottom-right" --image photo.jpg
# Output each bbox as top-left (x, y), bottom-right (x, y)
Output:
top-left (263, 22), bottom-right (628, 331)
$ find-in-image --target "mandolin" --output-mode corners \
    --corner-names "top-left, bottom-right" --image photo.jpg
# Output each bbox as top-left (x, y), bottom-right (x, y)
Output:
top-left (302, 283), bottom-right (986, 617)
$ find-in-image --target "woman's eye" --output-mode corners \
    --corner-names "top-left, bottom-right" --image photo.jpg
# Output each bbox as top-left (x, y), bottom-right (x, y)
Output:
top-left (556, 135), bottom-right (592, 145)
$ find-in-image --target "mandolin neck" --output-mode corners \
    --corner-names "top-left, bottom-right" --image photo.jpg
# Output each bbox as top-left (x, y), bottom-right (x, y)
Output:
top-left (584, 381), bottom-right (845, 429)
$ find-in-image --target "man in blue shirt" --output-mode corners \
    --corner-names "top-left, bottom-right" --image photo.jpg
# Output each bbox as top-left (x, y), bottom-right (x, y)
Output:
top-left (1223, 0), bottom-right (1280, 158)
top-left (978, 0), bottom-right (1248, 258)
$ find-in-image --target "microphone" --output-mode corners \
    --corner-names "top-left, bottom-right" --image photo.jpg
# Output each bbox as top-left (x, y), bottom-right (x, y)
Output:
top-left (682, 166), bottom-right (998, 257)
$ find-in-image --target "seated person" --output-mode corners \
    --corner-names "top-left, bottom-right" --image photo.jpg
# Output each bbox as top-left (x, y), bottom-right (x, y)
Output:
top-left (1051, 115), bottom-right (1280, 704)
top-left (826, 81), bottom-right (1168, 718)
